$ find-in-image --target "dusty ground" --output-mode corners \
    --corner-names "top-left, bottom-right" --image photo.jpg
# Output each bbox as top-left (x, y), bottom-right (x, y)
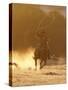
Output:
top-left (9, 50), bottom-right (66, 86)
top-left (10, 64), bottom-right (66, 87)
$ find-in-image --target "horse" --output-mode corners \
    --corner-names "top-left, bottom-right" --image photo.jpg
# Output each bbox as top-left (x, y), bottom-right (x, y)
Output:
top-left (33, 42), bottom-right (50, 70)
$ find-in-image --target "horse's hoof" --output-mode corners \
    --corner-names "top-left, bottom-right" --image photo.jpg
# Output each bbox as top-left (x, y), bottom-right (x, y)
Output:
top-left (40, 67), bottom-right (41, 69)
top-left (40, 66), bottom-right (43, 69)
top-left (34, 68), bottom-right (37, 71)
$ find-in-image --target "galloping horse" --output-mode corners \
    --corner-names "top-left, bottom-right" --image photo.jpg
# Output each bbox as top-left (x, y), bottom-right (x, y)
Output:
top-left (33, 41), bottom-right (50, 70)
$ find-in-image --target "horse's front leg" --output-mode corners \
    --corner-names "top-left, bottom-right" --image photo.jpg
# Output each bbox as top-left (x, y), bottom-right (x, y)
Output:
top-left (35, 59), bottom-right (37, 70)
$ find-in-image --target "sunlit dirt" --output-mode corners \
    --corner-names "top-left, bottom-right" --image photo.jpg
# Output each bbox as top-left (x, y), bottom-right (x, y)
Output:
top-left (11, 48), bottom-right (40, 70)
top-left (9, 48), bottom-right (66, 86)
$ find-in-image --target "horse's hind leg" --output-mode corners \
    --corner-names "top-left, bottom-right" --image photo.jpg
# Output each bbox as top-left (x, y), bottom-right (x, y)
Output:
top-left (40, 60), bottom-right (43, 69)
top-left (40, 59), bottom-right (46, 69)
top-left (44, 59), bottom-right (46, 66)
